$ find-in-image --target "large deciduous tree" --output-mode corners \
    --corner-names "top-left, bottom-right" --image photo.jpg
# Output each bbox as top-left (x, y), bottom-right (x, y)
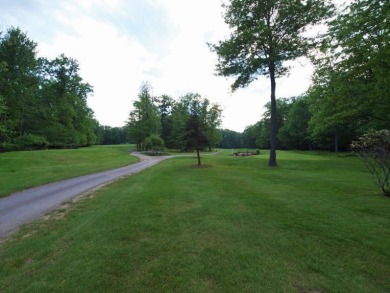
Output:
top-left (38, 55), bottom-right (95, 147)
top-left (0, 27), bottom-right (96, 150)
top-left (210, 0), bottom-right (334, 166)
top-left (328, 0), bottom-right (390, 128)
top-left (0, 27), bottom-right (39, 140)
top-left (308, 0), bottom-right (390, 150)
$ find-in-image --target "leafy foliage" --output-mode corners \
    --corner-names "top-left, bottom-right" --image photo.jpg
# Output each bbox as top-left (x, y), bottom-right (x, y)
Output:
top-left (184, 98), bottom-right (211, 166)
top-left (241, 0), bottom-right (389, 154)
top-left (127, 88), bottom-right (222, 157)
top-left (12, 134), bottom-right (48, 150)
top-left (127, 83), bottom-right (161, 151)
top-left (278, 97), bottom-right (312, 150)
top-left (217, 129), bottom-right (243, 149)
top-left (351, 129), bottom-right (390, 196)
top-left (210, 0), bottom-right (334, 166)
top-left (37, 55), bottom-right (96, 147)
top-left (144, 135), bottom-right (165, 155)
top-left (157, 94), bottom-right (175, 148)
top-left (96, 125), bottom-right (128, 145)
top-left (0, 94), bottom-right (7, 142)
top-left (0, 27), bottom-right (39, 141)
top-left (308, 0), bottom-right (390, 150)
top-left (243, 98), bottom-right (310, 150)
top-left (0, 27), bottom-right (97, 151)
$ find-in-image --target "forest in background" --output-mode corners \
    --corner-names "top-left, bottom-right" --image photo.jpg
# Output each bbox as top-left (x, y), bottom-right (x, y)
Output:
top-left (0, 0), bottom-right (388, 152)
top-left (235, 0), bottom-right (389, 152)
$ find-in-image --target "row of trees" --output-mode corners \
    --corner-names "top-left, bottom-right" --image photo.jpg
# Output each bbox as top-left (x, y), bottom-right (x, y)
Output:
top-left (3, 0), bottom-right (388, 159)
top-left (308, 0), bottom-right (389, 151)
top-left (216, 0), bottom-right (389, 155)
top-left (217, 129), bottom-right (244, 149)
top-left (127, 83), bottom-right (223, 159)
top-left (0, 27), bottom-right (224, 154)
top-left (95, 126), bottom-right (128, 145)
top-left (0, 27), bottom-right (97, 150)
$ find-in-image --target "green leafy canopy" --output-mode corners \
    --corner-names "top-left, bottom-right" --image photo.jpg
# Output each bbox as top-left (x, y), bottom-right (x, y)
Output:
top-left (209, 0), bottom-right (334, 91)
top-left (209, 0), bottom-right (334, 166)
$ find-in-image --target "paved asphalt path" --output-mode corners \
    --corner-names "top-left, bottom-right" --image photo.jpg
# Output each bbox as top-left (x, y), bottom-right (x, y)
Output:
top-left (0, 152), bottom-right (170, 238)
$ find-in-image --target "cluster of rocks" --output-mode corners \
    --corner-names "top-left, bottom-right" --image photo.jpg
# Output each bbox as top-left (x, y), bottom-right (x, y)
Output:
top-left (233, 151), bottom-right (259, 156)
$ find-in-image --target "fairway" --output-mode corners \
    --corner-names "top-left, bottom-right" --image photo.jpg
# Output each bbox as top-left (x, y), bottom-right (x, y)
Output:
top-left (0, 151), bottom-right (389, 292)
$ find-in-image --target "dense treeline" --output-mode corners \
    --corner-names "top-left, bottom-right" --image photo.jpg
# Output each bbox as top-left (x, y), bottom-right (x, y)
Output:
top-left (243, 0), bottom-right (389, 152)
top-left (127, 83), bottom-right (223, 152)
top-left (2, 0), bottom-right (388, 153)
top-left (217, 129), bottom-right (243, 149)
top-left (0, 27), bottom-right (98, 151)
top-left (308, 0), bottom-right (389, 151)
top-left (243, 97), bottom-right (312, 150)
top-left (95, 126), bottom-right (128, 145)
top-left (0, 27), bottom-right (225, 152)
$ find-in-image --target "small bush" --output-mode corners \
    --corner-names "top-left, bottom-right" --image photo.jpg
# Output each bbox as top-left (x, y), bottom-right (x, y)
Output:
top-left (0, 143), bottom-right (17, 152)
top-left (351, 129), bottom-right (390, 197)
top-left (13, 134), bottom-right (49, 150)
top-left (144, 135), bottom-right (165, 155)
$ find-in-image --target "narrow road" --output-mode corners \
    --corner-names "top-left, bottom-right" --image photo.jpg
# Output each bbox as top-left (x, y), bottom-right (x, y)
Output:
top-left (0, 152), bottom-right (169, 238)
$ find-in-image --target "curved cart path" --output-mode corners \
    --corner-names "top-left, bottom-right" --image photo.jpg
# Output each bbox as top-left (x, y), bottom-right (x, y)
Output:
top-left (0, 152), bottom-right (170, 238)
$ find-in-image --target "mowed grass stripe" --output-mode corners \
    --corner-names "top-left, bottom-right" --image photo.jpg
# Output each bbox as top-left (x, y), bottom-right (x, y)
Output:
top-left (0, 151), bottom-right (389, 292)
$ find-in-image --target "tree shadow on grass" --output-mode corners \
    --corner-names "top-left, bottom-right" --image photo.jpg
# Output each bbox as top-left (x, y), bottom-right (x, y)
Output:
top-left (190, 164), bottom-right (213, 169)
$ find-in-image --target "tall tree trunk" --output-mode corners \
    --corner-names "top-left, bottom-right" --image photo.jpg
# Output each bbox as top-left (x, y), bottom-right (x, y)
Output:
top-left (19, 107), bottom-right (24, 138)
top-left (268, 65), bottom-right (277, 167)
top-left (196, 148), bottom-right (201, 166)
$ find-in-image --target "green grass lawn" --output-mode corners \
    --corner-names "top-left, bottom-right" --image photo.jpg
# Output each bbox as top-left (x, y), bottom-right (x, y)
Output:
top-left (0, 145), bottom-right (138, 198)
top-left (0, 151), bottom-right (389, 292)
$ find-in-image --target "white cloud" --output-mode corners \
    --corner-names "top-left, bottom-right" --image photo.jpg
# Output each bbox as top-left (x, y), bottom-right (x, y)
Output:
top-left (2, 0), bottom-right (322, 132)
top-left (148, 0), bottom-right (268, 131)
top-left (36, 0), bottom-right (161, 127)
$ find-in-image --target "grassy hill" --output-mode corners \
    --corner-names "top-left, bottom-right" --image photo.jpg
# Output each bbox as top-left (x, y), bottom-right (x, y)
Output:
top-left (0, 150), bottom-right (389, 292)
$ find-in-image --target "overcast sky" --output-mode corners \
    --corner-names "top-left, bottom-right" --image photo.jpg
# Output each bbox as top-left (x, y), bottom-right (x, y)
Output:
top-left (0, 0), bottom-right (345, 132)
